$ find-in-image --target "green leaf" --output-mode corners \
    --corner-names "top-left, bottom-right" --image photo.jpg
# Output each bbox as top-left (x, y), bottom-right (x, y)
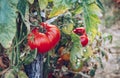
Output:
top-left (4, 69), bottom-right (15, 78)
top-left (83, 2), bottom-right (101, 42)
top-left (96, 0), bottom-right (105, 12)
top-left (62, 23), bottom-right (74, 34)
top-left (0, 0), bottom-right (18, 48)
top-left (83, 46), bottom-right (93, 59)
top-left (27, 0), bottom-right (34, 4)
top-left (101, 51), bottom-right (108, 61)
top-left (22, 49), bottom-right (37, 65)
top-left (73, 5), bottom-right (83, 15)
top-left (49, 5), bottom-right (68, 18)
top-left (38, 0), bottom-right (48, 10)
top-left (18, 71), bottom-right (28, 78)
top-left (49, 0), bottom-right (72, 18)
top-left (89, 69), bottom-right (96, 77)
top-left (85, 0), bottom-right (95, 4)
top-left (70, 33), bottom-right (83, 71)
top-left (89, 3), bottom-right (102, 17)
top-left (48, 0), bottom-right (53, 2)
top-left (17, 0), bottom-right (28, 16)
top-left (17, 0), bottom-right (30, 33)
top-left (102, 33), bottom-right (113, 43)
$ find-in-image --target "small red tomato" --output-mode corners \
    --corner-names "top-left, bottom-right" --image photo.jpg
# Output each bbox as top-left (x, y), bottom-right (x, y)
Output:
top-left (73, 27), bottom-right (86, 36)
top-left (80, 35), bottom-right (88, 47)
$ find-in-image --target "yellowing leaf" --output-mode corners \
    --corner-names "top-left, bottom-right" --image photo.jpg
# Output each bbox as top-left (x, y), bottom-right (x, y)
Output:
top-left (83, 2), bottom-right (101, 42)
top-left (27, 0), bottom-right (34, 4)
top-left (49, 5), bottom-right (68, 18)
top-left (18, 71), bottom-right (28, 78)
top-left (62, 23), bottom-right (74, 34)
top-left (83, 46), bottom-right (93, 59)
top-left (89, 3), bottom-right (102, 17)
top-left (48, 0), bottom-right (53, 2)
top-left (73, 5), bottom-right (83, 15)
top-left (38, 0), bottom-right (48, 10)
top-left (4, 69), bottom-right (15, 78)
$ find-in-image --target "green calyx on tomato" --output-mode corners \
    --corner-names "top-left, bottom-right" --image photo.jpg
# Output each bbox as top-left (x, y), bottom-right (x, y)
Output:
top-left (27, 22), bottom-right (61, 53)
top-left (73, 27), bottom-right (88, 47)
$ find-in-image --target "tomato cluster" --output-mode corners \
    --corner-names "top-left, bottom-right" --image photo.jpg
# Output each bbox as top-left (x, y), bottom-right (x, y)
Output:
top-left (73, 27), bottom-right (88, 47)
top-left (27, 22), bottom-right (61, 53)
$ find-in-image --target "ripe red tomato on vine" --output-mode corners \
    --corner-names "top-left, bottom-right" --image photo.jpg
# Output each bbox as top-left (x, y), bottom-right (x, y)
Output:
top-left (73, 27), bottom-right (88, 47)
top-left (27, 22), bottom-right (61, 53)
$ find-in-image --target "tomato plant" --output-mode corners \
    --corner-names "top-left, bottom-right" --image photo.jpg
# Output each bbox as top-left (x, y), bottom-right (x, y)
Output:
top-left (0, 0), bottom-right (112, 78)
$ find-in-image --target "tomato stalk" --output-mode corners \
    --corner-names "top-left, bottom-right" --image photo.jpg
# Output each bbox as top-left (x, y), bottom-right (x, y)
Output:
top-left (24, 0), bottom-right (45, 78)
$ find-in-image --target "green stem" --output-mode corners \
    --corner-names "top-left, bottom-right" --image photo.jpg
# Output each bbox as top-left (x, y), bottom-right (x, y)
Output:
top-left (35, 0), bottom-right (42, 23)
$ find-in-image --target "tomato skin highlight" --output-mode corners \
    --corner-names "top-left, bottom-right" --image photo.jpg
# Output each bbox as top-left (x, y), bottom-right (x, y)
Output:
top-left (27, 23), bottom-right (61, 53)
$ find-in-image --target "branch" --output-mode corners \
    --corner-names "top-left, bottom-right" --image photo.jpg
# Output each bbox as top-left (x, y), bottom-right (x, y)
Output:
top-left (45, 14), bottom-right (64, 24)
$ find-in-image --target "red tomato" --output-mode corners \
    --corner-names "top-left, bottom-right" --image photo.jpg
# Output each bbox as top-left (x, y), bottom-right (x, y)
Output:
top-left (40, 22), bottom-right (61, 50)
top-left (27, 23), bottom-right (61, 53)
top-left (73, 27), bottom-right (86, 36)
top-left (80, 35), bottom-right (88, 47)
top-left (73, 27), bottom-right (88, 47)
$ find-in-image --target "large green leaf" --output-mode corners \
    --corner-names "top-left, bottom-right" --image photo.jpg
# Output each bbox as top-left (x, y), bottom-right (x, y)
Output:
top-left (0, 0), bottom-right (18, 48)
top-left (38, 0), bottom-right (48, 10)
top-left (83, 2), bottom-right (101, 42)
top-left (70, 33), bottom-right (83, 71)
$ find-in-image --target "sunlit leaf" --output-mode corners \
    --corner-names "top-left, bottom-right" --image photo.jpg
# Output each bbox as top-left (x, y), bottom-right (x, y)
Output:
top-left (48, 0), bottom-right (53, 2)
top-left (49, 5), bottom-right (68, 18)
top-left (49, 0), bottom-right (73, 18)
top-left (4, 69), bottom-right (15, 78)
top-left (38, 0), bottom-right (48, 10)
top-left (83, 46), bottom-right (93, 59)
top-left (18, 71), bottom-right (28, 78)
top-left (27, 0), bottom-right (34, 4)
top-left (62, 23), bottom-right (74, 34)
top-left (82, 2), bottom-right (101, 42)
top-left (0, 0), bottom-right (18, 48)
top-left (89, 3), bottom-right (102, 17)
top-left (73, 5), bottom-right (83, 15)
